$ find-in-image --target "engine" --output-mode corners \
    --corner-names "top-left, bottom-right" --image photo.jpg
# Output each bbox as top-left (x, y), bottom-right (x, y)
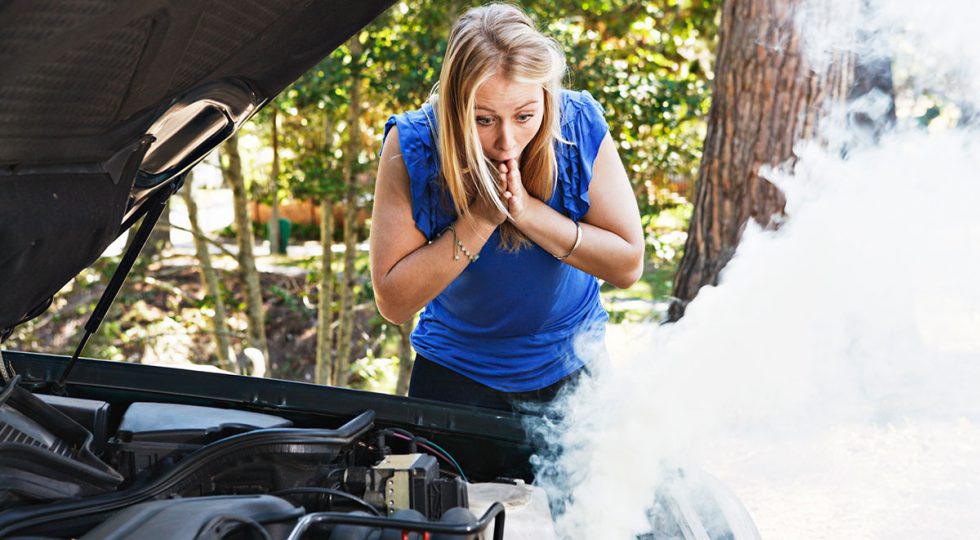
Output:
top-left (0, 375), bottom-right (539, 539)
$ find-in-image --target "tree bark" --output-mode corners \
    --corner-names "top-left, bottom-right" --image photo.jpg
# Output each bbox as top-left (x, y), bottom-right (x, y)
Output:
top-left (316, 111), bottom-right (337, 386)
top-left (668, 0), bottom-right (856, 321)
top-left (222, 132), bottom-right (271, 375)
top-left (395, 320), bottom-right (414, 396)
top-left (316, 198), bottom-right (336, 385)
top-left (181, 170), bottom-right (234, 371)
top-left (334, 35), bottom-right (364, 388)
top-left (268, 106), bottom-right (282, 255)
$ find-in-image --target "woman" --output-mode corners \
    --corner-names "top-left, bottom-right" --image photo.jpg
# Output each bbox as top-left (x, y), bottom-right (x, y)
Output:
top-left (370, 3), bottom-right (643, 411)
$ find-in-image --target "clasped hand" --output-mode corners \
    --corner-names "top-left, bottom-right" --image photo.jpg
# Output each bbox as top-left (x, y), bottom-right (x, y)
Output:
top-left (470, 158), bottom-right (529, 227)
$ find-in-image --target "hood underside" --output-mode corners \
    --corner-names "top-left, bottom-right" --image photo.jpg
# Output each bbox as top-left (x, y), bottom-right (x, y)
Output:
top-left (0, 0), bottom-right (394, 333)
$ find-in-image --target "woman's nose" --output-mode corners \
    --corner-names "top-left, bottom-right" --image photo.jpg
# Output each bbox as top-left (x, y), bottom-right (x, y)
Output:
top-left (497, 123), bottom-right (517, 151)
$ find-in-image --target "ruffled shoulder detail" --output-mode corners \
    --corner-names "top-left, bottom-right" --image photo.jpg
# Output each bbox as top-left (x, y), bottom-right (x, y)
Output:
top-left (555, 90), bottom-right (609, 221)
top-left (382, 102), bottom-right (453, 240)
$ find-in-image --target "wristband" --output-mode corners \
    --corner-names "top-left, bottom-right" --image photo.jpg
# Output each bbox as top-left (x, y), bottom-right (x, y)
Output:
top-left (446, 222), bottom-right (479, 263)
top-left (556, 221), bottom-right (582, 260)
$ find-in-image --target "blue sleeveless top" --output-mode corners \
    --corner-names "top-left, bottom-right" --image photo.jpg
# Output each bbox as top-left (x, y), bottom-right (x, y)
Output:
top-left (382, 90), bottom-right (609, 392)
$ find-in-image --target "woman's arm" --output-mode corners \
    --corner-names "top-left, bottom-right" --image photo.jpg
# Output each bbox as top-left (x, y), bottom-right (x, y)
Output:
top-left (505, 132), bottom-right (645, 288)
top-left (370, 126), bottom-right (500, 324)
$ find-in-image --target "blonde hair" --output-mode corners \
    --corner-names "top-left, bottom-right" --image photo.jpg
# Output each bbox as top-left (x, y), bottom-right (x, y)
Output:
top-left (432, 3), bottom-right (566, 250)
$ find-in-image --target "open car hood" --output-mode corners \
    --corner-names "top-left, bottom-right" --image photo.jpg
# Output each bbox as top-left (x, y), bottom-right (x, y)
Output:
top-left (0, 0), bottom-right (395, 334)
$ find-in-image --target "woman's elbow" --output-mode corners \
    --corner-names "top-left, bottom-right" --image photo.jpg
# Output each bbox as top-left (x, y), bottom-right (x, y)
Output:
top-left (607, 245), bottom-right (645, 289)
top-left (373, 287), bottom-right (416, 325)
top-left (376, 304), bottom-right (410, 326)
top-left (374, 292), bottom-right (410, 325)
top-left (608, 268), bottom-right (642, 289)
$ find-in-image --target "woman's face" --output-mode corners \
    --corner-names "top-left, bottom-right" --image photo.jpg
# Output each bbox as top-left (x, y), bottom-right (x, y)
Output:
top-left (473, 73), bottom-right (545, 164)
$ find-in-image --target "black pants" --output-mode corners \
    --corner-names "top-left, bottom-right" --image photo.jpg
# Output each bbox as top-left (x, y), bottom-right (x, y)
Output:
top-left (408, 354), bottom-right (582, 413)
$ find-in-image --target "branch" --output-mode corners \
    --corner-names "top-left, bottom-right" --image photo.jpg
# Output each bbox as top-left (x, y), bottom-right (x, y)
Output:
top-left (155, 224), bottom-right (238, 259)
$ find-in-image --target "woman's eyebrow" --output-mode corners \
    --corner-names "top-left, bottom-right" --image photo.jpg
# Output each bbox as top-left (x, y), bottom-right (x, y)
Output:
top-left (475, 99), bottom-right (540, 113)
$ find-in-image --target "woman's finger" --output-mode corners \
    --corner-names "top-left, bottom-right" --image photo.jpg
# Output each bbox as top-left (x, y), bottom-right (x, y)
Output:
top-left (506, 159), bottom-right (522, 190)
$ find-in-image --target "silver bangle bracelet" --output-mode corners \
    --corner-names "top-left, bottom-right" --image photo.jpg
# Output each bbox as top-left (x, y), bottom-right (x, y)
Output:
top-left (556, 221), bottom-right (582, 260)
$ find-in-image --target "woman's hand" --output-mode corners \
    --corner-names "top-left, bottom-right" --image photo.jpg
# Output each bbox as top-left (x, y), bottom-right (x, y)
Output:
top-left (499, 158), bottom-right (529, 222)
top-left (469, 185), bottom-right (507, 227)
top-left (466, 158), bottom-right (529, 227)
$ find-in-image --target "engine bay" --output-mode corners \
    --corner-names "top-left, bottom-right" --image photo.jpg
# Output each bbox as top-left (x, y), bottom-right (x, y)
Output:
top-left (0, 374), bottom-right (547, 539)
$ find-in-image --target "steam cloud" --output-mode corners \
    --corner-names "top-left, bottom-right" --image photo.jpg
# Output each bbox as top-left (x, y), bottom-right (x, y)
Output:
top-left (530, 1), bottom-right (980, 538)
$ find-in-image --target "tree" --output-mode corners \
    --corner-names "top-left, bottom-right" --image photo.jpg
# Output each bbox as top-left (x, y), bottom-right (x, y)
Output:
top-left (334, 35), bottom-right (366, 388)
top-left (268, 106), bottom-right (283, 255)
top-left (181, 170), bottom-right (234, 371)
top-left (668, 0), bottom-right (857, 321)
top-left (315, 115), bottom-right (338, 386)
top-left (222, 132), bottom-right (271, 374)
top-left (394, 320), bottom-right (414, 395)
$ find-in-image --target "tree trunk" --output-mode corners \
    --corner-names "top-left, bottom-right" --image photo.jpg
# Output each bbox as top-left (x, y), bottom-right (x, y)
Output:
top-left (222, 132), bottom-right (271, 375)
top-left (316, 199), bottom-right (336, 385)
top-left (668, 0), bottom-right (856, 321)
top-left (316, 112), bottom-right (337, 386)
top-left (334, 36), bottom-right (364, 388)
top-left (181, 170), bottom-right (234, 371)
top-left (395, 320), bottom-right (414, 396)
top-left (268, 106), bottom-right (282, 255)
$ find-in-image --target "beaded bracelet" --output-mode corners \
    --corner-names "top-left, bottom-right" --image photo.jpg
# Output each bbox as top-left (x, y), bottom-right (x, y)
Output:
top-left (446, 222), bottom-right (479, 263)
top-left (555, 221), bottom-right (582, 260)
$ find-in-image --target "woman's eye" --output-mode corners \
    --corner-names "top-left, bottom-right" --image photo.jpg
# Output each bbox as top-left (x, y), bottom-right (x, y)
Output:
top-left (517, 113), bottom-right (534, 123)
top-left (476, 117), bottom-right (494, 126)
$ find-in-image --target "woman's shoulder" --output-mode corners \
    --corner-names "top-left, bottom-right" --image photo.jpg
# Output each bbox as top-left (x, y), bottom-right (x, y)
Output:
top-left (385, 100), bottom-right (438, 143)
top-left (383, 99), bottom-right (440, 168)
top-left (382, 100), bottom-right (445, 240)
top-left (554, 90), bottom-right (610, 221)
top-left (403, 100), bottom-right (438, 127)
top-left (559, 89), bottom-right (606, 126)
top-left (557, 89), bottom-right (609, 149)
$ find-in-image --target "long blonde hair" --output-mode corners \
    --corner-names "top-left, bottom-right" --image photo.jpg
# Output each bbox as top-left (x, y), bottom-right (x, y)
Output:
top-left (433, 3), bottom-right (566, 250)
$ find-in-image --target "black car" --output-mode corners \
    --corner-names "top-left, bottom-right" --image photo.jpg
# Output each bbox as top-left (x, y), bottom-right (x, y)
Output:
top-left (0, 1), bottom-right (759, 538)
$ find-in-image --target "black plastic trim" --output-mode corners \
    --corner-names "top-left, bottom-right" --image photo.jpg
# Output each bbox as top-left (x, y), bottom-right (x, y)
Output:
top-left (6, 351), bottom-right (536, 483)
top-left (286, 502), bottom-right (506, 540)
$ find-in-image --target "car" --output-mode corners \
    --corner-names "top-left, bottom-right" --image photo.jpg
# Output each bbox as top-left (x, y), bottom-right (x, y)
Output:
top-left (0, 1), bottom-right (760, 538)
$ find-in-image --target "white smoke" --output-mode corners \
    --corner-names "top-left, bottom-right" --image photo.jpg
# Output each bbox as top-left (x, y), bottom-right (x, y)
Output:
top-left (530, 1), bottom-right (980, 538)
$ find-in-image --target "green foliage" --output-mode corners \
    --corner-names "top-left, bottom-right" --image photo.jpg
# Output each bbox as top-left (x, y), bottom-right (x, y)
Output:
top-left (532, 0), bottom-right (719, 210)
top-left (642, 196), bottom-right (692, 267)
top-left (253, 0), bottom-right (717, 256)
